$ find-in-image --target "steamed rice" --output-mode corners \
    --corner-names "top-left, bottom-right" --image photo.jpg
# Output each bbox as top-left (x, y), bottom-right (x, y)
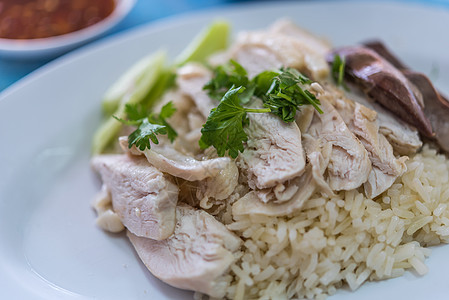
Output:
top-left (211, 145), bottom-right (449, 299)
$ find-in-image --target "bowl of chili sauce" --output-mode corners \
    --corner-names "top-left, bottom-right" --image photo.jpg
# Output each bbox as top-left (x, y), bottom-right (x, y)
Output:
top-left (0, 0), bottom-right (135, 58)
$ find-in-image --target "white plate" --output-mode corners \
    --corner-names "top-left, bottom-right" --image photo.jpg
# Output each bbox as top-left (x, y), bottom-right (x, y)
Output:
top-left (1, 1), bottom-right (449, 299)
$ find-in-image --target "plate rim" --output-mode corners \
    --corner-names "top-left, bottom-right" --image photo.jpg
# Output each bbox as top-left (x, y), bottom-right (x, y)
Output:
top-left (1, 0), bottom-right (449, 299)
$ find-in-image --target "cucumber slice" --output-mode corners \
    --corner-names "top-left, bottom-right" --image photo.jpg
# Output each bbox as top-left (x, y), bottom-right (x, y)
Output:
top-left (175, 20), bottom-right (230, 66)
top-left (92, 51), bottom-right (166, 154)
top-left (102, 50), bottom-right (166, 115)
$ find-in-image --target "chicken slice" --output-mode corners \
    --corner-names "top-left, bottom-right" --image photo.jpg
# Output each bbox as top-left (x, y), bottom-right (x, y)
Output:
top-left (295, 105), bottom-right (316, 133)
top-left (176, 63), bottom-right (215, 119)
top-left (234, 137), bottom-right (332, 216)
top-left (238, 109), bottom-right (306, 191)
top-left (91, 154), bottom-right (178, 240)
top-left (233, 171), bottom-right (314, 217)
top-left (152, 89), bottom-right (204, 154)
top-left (306, 98), bottom-right (372, 191)
top-left (127, 205), bottom-right (241, 298)
top-left (120, 137), bottom-right (232, 181)
top-left (302, 133), bottom-right (334, 197)
top-left (196, 160), bottom-right (239, 204)
top-left (91, 184), bottom-right (125, 233)
top-left (230, 30), bottom-right (329, 80)
top-left (268, 19), bottom-right (331, 58)
top-left (324, 87), bottom-right (407, 197)
top-left (253, 133), bottom-right (333, 204)
top-left (348, 89), bottom-right (422, 155)
top-left (353, 103), bottom-right (407, 197)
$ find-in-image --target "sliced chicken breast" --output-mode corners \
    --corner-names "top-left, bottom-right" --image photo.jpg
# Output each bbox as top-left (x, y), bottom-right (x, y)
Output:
top-left (348, 89), bottom-right (422, 155)
top-left (91, 154), bottom-right (178, 240)
top-left (176, 63), bottom-right (216, 119)
top-left (120, 137), bottom-right (232, 181)
top-left (306, 98), bottom-right (372, 191)
top-left (233, 137), bottom-right (332, 216)
top-left (324, 87), bottom-right (407, 197)
top-left (127, 205), bottom-right (241, 298)
top-left (233, 166), bottom-right (315, 217)
top-left (230, 30), bottom-right (329, 80)
top-left (238, 110), bottom-right (306, 191)
top-left (268, 19), bottom-right (331, 57)
top-left (353, 103), bottom-right (407, 197)
top-left (196, 160), bottom-right (239, 202)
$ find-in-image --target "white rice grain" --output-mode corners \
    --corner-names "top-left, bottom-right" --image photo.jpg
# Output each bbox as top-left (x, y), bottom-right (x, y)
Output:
top-left (224, 146), bottom-right (449, 299)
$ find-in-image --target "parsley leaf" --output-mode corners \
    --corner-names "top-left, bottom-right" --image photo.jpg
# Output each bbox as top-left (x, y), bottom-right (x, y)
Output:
top-left (256, 67), bottom-right (323, 122)
top-left (128, 119), bottom-right (167, 150)
top-left (199, 86), bottom-right (270, 158)
top-left (200, 61), bottom-right (324, 158)
top-left (203, 59), bottom-right (254, 103)
top-left (331, 54), bottom-right (349, 90)
top-left (114, 102), bottom-right (177, 151)
top-left (158, 101), bottom-right (178, 142)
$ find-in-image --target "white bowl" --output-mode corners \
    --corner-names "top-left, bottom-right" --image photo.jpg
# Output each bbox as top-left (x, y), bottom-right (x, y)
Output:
top-left (0, 0), bottom-right (136, 59)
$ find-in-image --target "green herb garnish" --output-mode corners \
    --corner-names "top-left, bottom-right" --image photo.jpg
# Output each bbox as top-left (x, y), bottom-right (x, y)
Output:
top-left (114, 101), bottom-right (177, 151)
top-left (201, 61), bottom-right (323, 157)
top-left (256, 67), bottom-right (323, 122)
top-left (203, 59), bottom-right (255, 103)
top-left (331, 54), bottom-right (349, 90)
top-left (199, 86), bottom-right (270, 158)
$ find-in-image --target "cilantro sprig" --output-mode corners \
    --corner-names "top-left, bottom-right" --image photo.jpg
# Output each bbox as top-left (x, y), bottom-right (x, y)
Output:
top-left (114, 102), bottom-right (177, 151)
top-left (199, 86), bottom-right (270, 158)
top-left (203, 59), bottom-right (255, 104)
top-left (331, 54), bottom-right (349, 90)
top-left (256, 68), bottom-right (323, 122)
top-left (200, 60), bottom-right (323, 158)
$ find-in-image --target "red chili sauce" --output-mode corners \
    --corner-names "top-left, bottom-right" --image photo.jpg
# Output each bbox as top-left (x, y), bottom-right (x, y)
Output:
top-left (0, 0), bottom-right (116, 39)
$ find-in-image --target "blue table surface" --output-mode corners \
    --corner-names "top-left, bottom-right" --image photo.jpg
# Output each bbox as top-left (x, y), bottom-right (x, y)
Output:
top-left (0, 0), bottom-right (448, 94)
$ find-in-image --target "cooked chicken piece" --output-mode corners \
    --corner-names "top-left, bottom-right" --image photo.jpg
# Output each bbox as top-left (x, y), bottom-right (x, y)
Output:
top-left (306, 98), bottom-right (372, 191)
top-left (91, 184), bottom-right (125, 233)
top-left (255, 183), bottom-right (299, 204)
top-left (127, 205), bottom-right (241, 298)
top-left (238, 107), bottom-right (306, 191)
top-left (176, 63), bottom-right (215, 119)
top-left (295, 105), bottom-right (316, 133)
top-left (233, 166), bottom-right (315, 216)
top-left (353, 103), bottom-right (407, 197)
top-left (234, 136), bottom-right (332, 215)
top-left (154, 89), bottom-right (194, 136)
top-left (152, 89), bottom-right (205, 154)
top-left (96, 210), bottom-right (125, 233)
top-left (230, 30), bottom-right (329, 79)
top-left (348, 90), bottom-right (422, 155)
top-left (120, 137), bottom-right (232, 181)
top-left (324, 87), bottom-right (407, 197)
top-left (302, 134), bottom-right (334, 197)
top-left (92, 183), bottom-right (111, 214)
top-left (91, 154), bottom-right (178, 240)
top-left (269, 19), bottom-right (331, 57)
top-left (253, 133), bottom-right (333, 204)
top-left (197, 160), bottom-right (239, 203)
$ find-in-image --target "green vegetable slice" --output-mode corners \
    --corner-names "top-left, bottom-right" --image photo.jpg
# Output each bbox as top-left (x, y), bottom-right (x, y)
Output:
top-left (101, 50), bottom-right (167, 116)
top-left (174, 20), bottom-right (230, 66)
top-left (92, 51), bottom-right (166, 154)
